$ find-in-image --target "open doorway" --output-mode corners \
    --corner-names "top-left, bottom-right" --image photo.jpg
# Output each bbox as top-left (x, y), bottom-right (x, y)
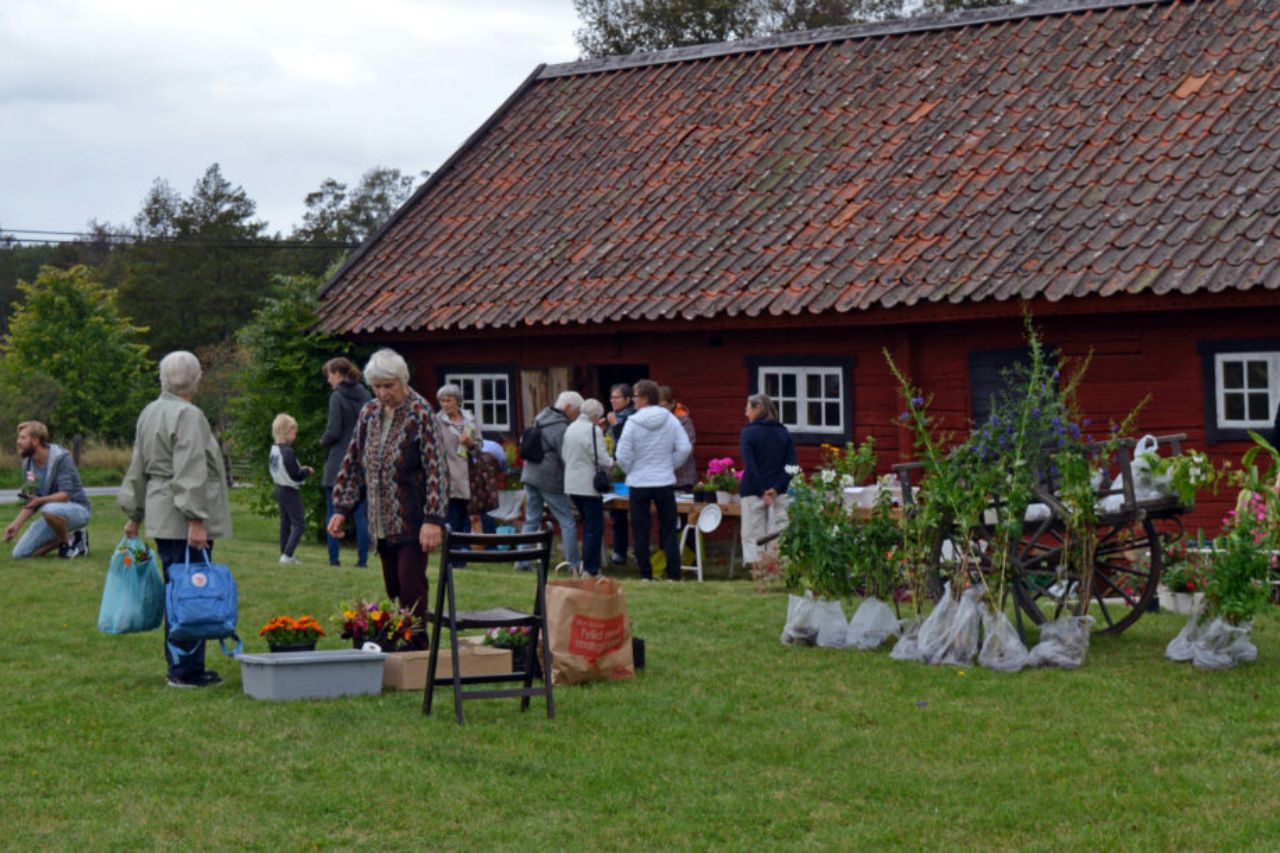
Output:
top-left (591, 363), bottom-right (650, 405)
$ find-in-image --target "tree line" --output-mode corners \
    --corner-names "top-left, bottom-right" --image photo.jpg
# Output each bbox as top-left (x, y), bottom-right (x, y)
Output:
top-left (0, 162), bottom-right (414, 533)
top-left (572, 0), bottom-right (1017, 58)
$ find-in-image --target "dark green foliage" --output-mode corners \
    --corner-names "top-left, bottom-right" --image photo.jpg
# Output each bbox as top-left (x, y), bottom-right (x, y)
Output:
top-left (111, 164), bottom-right (272, 355)
top-left (0, 265), bottom-right (151, 442)
top-left (226, 274), bottom-right (370, 538)
top-left (573, 0), bottom-right (1022, 57)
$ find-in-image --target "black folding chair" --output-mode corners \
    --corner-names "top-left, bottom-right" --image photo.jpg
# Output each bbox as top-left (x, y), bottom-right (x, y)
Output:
top-left (423, 528), bottom-right (555, 725)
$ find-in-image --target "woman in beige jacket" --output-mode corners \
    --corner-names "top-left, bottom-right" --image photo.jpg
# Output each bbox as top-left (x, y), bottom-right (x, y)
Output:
top-left (119, 351), bottom-right (232, 689)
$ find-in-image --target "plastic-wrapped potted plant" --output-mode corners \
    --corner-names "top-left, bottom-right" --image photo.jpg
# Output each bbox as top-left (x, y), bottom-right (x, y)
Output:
top-left (1167, 432), bottom-right (1278, 669)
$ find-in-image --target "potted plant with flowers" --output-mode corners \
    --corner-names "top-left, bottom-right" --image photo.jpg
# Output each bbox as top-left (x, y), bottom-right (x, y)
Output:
top-left (700, 457), bottom-right (743, 504)
top-left (259, 614), bottom-right (326, 652)
top-left (335, 599), bottom-right (418, 652)
top-left (484, 626), bottom-right (541, 677)
top-left (1157, 535), bottom-right (1209, 615)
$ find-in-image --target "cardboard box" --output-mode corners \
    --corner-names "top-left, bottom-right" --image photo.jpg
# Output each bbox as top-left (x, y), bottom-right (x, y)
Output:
top-left (382, 642), bottom-right (513, 690)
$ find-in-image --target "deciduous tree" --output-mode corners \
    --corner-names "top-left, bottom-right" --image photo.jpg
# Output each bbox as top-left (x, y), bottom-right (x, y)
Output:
top-left (0, 265), bottom-right (151, 441)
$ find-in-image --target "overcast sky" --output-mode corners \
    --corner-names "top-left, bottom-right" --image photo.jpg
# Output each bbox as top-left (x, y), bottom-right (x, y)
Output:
top-left (0, 0), bottom-right (581, 236)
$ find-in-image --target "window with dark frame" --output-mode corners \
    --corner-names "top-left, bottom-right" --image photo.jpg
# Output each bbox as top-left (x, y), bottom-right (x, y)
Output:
top-left (1196, 339), bottom-right (1280, 445)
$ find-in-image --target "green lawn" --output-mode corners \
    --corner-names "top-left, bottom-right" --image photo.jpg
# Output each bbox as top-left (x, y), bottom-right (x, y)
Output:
top-left (2, 495), bottom-right (1279, 849)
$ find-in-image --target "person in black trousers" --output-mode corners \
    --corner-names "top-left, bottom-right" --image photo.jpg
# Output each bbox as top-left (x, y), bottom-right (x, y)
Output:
top-left (269, 413), bottom-right (313, 564)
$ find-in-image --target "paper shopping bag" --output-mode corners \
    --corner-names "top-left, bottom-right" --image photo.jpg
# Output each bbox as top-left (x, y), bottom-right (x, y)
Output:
top-left (544, 576), bottom-right (634, 685)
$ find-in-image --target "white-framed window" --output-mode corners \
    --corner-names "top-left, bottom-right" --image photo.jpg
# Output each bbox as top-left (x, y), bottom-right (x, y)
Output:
top-left (758, 365), bottom-right (845, 434)
top-left (1215, 352), bottom-right (1280, 429)
top-left (443, 372), bottom-right (511, 432)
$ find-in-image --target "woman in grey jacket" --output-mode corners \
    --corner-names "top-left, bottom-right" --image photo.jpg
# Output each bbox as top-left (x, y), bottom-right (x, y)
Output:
top-left (321, 357), bottom-right (371, 567)
top-left (119, 351), bottom-right (232, 688)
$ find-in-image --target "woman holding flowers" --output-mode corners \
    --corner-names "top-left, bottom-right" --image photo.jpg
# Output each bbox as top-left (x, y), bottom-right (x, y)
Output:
top-left (739, 393), bottom-right (797, 574)
top-left (327, 349), bottom-right (448, 650)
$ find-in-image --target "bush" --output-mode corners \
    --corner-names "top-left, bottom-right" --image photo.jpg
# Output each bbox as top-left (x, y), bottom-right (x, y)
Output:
top-left (226, 274), bottom-right (369, 538)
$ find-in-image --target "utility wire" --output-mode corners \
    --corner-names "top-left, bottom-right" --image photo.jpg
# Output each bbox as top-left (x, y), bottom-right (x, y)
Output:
top-left (0, 227), bottom-right (360, 250)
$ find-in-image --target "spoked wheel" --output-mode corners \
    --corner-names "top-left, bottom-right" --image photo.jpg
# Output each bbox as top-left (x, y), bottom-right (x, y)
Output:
top-left (1011, 497), bottom-right (1179, 635)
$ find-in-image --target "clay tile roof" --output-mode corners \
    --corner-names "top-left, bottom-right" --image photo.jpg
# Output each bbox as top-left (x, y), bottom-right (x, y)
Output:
top-left (317, 0), bottom-right (1280, 334)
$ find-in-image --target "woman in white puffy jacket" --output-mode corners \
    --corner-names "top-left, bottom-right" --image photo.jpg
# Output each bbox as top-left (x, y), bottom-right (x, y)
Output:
top-left (562, 398), bottom-right (613, 576)
top-left (615, 380), bottom-right (691, 581)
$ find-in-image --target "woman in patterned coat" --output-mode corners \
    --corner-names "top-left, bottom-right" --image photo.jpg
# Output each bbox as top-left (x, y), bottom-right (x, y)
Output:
top-left (327, 349), bottom-right (448, 649)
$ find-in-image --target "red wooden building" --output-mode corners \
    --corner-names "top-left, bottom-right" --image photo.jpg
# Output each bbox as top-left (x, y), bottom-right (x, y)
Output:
top-left (317, 0), bottom-right (1280, 532)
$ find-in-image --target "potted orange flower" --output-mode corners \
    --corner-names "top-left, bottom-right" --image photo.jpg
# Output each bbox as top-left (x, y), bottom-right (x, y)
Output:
top-left (258, 614), bottom-right (326, 652)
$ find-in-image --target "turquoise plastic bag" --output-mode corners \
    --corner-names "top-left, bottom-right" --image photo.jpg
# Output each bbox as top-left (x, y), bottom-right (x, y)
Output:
top-left (97, 537), bottom-right (164, 634)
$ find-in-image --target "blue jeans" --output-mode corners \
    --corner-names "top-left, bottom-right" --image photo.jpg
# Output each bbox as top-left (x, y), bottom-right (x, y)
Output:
top-left (157, 539), bottom-right (210, 681)
top-left (520, 484), bottom-right (579, 568)
top-left (571, 495), bottom-right (603, 575)
top-left (12, 501), bottom-right (90, 558)
top-left (446, 498), bottom-right (472, 567)
top-left (326, 491), bottom-right (369, 566)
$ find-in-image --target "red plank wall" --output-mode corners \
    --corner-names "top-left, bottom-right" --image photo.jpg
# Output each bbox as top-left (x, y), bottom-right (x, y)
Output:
top-left (389, 301), bottom-right (1280, 536)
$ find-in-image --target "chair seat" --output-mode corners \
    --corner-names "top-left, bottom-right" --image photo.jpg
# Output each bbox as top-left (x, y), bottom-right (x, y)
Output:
top-left (455, 607), bottom-right (532, 628)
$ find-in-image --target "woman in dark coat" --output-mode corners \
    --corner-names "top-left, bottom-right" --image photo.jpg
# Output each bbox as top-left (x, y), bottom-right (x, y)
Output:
top-left (739, 392), bottom-right (797, 575)
top-left (321, 357), bottom-right (372, 567)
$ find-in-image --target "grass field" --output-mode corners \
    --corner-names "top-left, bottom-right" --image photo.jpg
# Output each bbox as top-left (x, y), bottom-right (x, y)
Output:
top-left (3, 495), bottom-right (1280, 849)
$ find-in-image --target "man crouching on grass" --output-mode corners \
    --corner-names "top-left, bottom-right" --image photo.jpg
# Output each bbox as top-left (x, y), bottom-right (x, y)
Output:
top-left (4, 421), bottom-right (91, 558)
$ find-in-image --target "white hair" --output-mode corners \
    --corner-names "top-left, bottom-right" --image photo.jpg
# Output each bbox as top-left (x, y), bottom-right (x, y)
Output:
top-left (437, 383), bottom-right (462, 401)
top-left (581, 398), bottom-right (604, 420)
top-left (555, 390), bottom-right (584, 412)
top-left (159, 351), bottom-right (202, 396)
top-left (364, 348), bottom-right (410, 385)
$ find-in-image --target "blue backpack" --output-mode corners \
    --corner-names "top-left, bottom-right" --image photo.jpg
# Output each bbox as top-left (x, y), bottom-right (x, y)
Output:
top-left (166, 548), bottom-right (242, 658)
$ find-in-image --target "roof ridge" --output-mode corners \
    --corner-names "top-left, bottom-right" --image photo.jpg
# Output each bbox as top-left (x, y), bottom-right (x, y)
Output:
top-left (540, 0), bottom-right (1173, 79)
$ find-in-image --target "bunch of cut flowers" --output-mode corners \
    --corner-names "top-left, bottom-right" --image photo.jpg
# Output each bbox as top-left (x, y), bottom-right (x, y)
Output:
top-left (336, 599), bottom-right (417, 651)
top-left (116, 538), bottom-right (154, 567)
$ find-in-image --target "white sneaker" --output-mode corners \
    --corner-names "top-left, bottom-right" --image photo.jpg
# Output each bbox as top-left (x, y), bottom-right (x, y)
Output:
top-left (279, 554), bottom-right (298, 565)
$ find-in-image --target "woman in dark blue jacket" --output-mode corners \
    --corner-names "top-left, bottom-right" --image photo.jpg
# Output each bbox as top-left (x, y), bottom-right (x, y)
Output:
top-left (739, 393), bottom-right (797, 572)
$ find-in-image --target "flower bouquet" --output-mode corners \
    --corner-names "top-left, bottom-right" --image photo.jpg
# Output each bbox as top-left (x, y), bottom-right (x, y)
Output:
top-left (16, 470), bottom-right (38, 507)
top-left (501, 439), bottom-right (524, 490)
top-left (335, 599), bottom-right (417, 652)
top-left (258, 614), bottom-right (325, 652)
top-left (116, 538), bottom-right (154, 567)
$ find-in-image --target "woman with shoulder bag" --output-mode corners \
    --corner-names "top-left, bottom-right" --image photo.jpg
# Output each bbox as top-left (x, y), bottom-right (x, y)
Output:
top-left (563, 398), bottom-right (614, 577)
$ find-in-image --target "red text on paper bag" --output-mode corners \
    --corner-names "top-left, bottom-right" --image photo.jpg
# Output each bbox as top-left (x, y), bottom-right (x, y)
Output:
top-left (568, 613), bottom-right (627, 659)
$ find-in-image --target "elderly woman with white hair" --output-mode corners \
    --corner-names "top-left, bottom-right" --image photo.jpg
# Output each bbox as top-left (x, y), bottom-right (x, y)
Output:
top-left (562, 397), bottom-right (613, 576)
top-left (434, 382), bottom-right (482, 568)
top-left (327, 349), bottom-right (448, 648)
top-left (119, 350), bottom-right (233, 689)
top-left (514, 389), bottom-right (582, 572)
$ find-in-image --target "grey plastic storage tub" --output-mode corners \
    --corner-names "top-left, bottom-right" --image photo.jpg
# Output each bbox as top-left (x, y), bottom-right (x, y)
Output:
top-left (238, 650), bottom-right (387, 701)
